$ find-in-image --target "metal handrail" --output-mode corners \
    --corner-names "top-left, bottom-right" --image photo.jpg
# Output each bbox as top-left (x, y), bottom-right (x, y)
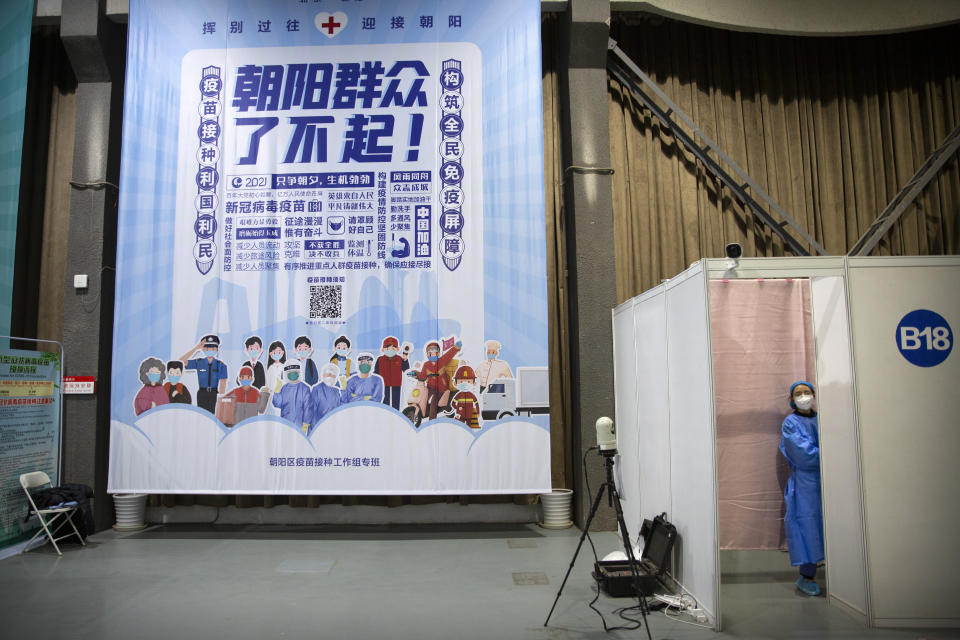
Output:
top-left (608, 39), bottom-right (829, 257)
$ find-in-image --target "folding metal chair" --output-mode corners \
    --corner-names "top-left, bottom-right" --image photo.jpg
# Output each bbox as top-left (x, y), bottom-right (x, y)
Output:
top-left (19, 472), bottom-right (86, 556)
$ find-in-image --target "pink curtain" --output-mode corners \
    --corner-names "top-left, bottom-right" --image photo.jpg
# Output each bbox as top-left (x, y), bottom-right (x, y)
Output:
top-left (710, 279), bottom-right (815, 550)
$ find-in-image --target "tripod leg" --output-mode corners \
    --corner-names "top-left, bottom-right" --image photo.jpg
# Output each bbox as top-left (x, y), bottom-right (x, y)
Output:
top-left (609, 483), bottom-right (654, 640)
top-left (543, 482), bottom-right (608, 627)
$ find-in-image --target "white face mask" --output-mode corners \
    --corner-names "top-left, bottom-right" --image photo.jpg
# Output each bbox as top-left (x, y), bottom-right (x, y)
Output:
top-left (322, 376), bottom-right (337, 386)
top-left (795, 394), bottom-right (815, 411)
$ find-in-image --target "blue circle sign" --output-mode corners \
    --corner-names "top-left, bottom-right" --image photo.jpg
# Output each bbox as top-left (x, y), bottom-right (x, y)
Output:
top-left (895, 309), bottom-right (953, 367)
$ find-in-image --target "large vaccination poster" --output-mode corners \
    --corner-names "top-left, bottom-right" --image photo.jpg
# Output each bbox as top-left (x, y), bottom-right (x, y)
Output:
top-left (108, 0), bottom-right (550, 494)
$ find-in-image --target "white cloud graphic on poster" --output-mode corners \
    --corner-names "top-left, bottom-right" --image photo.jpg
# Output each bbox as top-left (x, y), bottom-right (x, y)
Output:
top-left (109, 404), bottom-right (550, 494)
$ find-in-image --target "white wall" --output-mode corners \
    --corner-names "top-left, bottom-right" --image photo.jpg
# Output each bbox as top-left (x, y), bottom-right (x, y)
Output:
top-left (633, 289), bottom-right (672, 524)
top-left (664, 264), bottom-right (719, 627)
top-left (614, 264), bottom-right (720, 628)
top-left (847, 257), bottom-right (960, 627)
top-left (617, 257), bottom-right (960, 630)
top-left (613, 287), bottom-right (672, 542)
top-left (810, 276), bottom-right (867, 620)
top-left (613, 298), bottom-right (642, 533)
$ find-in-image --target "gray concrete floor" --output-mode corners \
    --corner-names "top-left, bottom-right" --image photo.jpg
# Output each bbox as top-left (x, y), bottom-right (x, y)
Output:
top-left (0, 524), bottom-right (957, 639)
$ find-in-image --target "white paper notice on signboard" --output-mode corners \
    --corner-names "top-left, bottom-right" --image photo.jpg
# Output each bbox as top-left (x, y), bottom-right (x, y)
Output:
top-left (0, 348), bottom-right (60, 550)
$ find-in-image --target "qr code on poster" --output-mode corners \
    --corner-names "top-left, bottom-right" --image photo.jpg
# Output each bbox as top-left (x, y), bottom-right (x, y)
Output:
top-left (309, 284), bottom-right (342, 319)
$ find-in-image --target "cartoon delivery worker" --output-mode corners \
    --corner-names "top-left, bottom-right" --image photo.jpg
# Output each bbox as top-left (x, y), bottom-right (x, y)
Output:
top-left (134, 357), bottom-right (169, 416)
top-left (164, 360), bottom-right (192, 405)
top-left (224, 365), bottom-right (262, 425)
top-left (407, 338), bottom-right (461, 420)
top-left (343, 352), bottom-right (384, 403)
top-left (451, 364), bottom-right (481, 429)
top-left (329, 335), bottom-right (353, 388)
top-left (272, 361), bottom-right (312, 434)
top-left (178, 334), bottom-right (228, 414)
top-left (375, 336), bottom-right (409, 411)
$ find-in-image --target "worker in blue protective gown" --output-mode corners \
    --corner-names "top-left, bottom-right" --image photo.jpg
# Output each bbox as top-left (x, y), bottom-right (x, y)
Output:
top-left (272, 361), bottom-right (313, 435)
top-left (309, 363), bottom-right (343, 434)
top-left (779, 380), bottom-right (824, 597)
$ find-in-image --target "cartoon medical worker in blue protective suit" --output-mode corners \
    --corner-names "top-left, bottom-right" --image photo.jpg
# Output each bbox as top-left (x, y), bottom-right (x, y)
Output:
top-left (310, 363), bottom-right (343, 432)
top-left (272, 361), bottom-right (313, 434)
top-left (779, 380), bottom-right (824, 597)
top-left (343, 352), bottom-right (384, 403)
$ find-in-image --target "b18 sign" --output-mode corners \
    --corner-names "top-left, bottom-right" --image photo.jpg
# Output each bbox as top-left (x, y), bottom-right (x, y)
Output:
top-left (895, 309), bottom-right (953, 367)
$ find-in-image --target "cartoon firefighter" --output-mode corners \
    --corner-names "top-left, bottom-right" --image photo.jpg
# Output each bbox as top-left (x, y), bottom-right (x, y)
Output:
top-left (451, 364), bottom-right (481, 429)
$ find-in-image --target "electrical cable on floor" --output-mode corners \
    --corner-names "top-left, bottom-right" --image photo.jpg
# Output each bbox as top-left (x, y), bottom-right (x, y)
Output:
top-left (580, 447), bottom-right (713, 634)
top-left (580, 445), bottom-right (649, 633)
top-left (663, 606), bottom-right (712, 629)
top-left (657, 573), bottom-right (712, 629)
top-left (662, 572), bottom-right (701, 610)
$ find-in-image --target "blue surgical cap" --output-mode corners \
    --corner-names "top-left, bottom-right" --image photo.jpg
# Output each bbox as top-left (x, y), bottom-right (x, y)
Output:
top-left (789, 380), bottom-right (815, 409)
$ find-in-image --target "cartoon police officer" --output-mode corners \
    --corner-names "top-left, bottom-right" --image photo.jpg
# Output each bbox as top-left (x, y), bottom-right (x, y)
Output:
top-left (178, 334), bottom-right (229, 414)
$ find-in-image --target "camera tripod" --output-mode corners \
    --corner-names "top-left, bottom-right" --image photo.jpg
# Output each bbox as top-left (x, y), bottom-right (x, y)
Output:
top-left (544, 451), bottom-right (653, 640)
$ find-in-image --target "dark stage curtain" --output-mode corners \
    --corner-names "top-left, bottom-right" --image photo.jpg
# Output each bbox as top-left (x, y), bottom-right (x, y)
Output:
top-left (608, 18), bottom-right (960, 301)
top-left (11, 27), bottom-right (76, 343)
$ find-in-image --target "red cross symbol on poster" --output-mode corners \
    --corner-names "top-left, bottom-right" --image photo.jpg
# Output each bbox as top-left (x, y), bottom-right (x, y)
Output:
top-left (315, 12), bottom-right (347, 37)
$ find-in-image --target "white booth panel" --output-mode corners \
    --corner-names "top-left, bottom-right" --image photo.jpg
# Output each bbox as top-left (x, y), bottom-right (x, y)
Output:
top-left (613, 299), bottom-right (642, 533)
top-left (613, 287), bottom-right (673, 538)
top-left (632, 288), bottom-right (673, 531)
top-left (847, 259), bottom-right (960, 626)
top-left (665, 265), bottom-right (720, 628)
top-left (810, 276), bottom-right (867, 620)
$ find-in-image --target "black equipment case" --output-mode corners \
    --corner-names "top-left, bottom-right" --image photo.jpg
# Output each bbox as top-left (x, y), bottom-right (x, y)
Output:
top-left (593, 513), bottom-right (678, 597)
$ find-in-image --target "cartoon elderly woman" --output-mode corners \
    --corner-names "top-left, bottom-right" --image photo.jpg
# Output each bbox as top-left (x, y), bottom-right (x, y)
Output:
top-left (134, 356), bottom-right (170, 416)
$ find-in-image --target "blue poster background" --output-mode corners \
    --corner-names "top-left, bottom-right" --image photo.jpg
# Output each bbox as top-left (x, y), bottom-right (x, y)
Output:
top-left (110, 0), bottom-right (549, 494)
top-left (0, 0), bottom-right (34, 336)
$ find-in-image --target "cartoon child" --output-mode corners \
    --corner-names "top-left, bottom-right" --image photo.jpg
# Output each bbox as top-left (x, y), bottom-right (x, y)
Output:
top-left (475, 339), bottom-right (513, 392)
top-left (134, 357), bottom-right (169, 416)
top-left (343, 352), bottom-right (384, 403)
top-left (407, 338), bottom-right (461, 420)
top-left (272, 361), bottom-right (313, 434)
top-left (329, 335), bottom-right (353, 388)
top-left (225, 365), bottom-right (262, 425)
top-left (451, 364), bottom-right (481, 429)
top-left (237, 335), bottom-right (266, 389)
top-left (375, 336), bottom-right (409, 411)
top-left (310, 363), bottom-right (343, 431)
top-left (164, 360), bottom-right (192, 405)
top-left (294, 335), bottom-right (319, 386)
top-left (178, 334), bottom-right (228, 414)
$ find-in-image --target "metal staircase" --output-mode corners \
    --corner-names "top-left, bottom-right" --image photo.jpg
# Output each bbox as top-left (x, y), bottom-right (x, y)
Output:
top-left (607, 39), bottom-right (829, 257)
top-left (849, 124), bottom-right (960, 256)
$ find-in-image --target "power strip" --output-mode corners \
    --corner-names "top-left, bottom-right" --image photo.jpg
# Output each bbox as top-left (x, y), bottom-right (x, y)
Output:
top-left (653, 594), bottom-right (685, 608)
top-left (689, 609), bottom-right (708, 624)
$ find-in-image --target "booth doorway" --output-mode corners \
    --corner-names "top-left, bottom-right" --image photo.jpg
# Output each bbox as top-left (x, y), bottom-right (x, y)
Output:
top-left (709, 278), bottom-right (829, 630)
